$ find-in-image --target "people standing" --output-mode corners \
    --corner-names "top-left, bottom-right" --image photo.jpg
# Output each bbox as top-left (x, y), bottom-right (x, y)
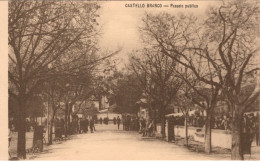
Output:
top-left (80, 118), bottom-right (84, 133)
top-left (90, 117), bottom-right (94, 133)
top-left (85, 118), bottom-right (89, 133)
top-left (117, 116), bottom-right (121, 130)
top-left (126, 115), bottom-right (130, 131)
top-left (122, 116), bottom-right (126, 131)
top-left (82, 119), bottom-right (86, 133)
top-left (113, 117), bottom-right (116, 125)
top-left (141, 117), bottom-right (146, 137)
top-left (147, 119), bottom-right (154, 137)
top-left (93, 118), bottom-right (96, 131)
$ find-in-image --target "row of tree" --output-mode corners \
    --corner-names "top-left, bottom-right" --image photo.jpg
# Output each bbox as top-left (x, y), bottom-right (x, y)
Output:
top-left (123, 0), bottom-right (259, 160)
top-left (8, 1), bottom-right (118, 159)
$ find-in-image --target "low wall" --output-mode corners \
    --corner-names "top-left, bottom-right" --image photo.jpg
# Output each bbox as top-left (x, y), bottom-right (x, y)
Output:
top-left (161, 124), bottom-right (232, 149)
top-left (174, 125), bottom-right (232, 149)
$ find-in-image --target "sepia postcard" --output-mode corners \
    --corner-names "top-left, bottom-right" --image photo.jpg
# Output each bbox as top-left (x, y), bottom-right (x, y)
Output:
top-left (1, 0), bottom-right (260, 160)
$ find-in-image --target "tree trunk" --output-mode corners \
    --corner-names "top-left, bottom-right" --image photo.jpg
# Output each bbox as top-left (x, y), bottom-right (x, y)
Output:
top-left (99, 96), bottom-right (102, 110)
top-left (68, 110), bottom-right (71, 135)
top-left (64, 103), bottom-right (68, 137)
top-left (185, 115), bottom-right (188, 146)
top-left (205, 111), bottom-right (212, 153)
top-left (160, 108), bottom-right (166, 138)
top-left (17, 101), bottom-right (27, 159)
top-left (68, 104), bottom-right (74, 135)
top-left (48, 110), bottom-right (56, 145)
top-left (49, 119), bottom-right (53, 145)
top-left (161, 117), bottom-right (166, 138)
top-left (231, 107), bottom-right (243, 160)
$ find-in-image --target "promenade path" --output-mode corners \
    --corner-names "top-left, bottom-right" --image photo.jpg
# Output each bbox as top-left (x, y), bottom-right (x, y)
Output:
top-left (30, 124), bottom-right (233, 160)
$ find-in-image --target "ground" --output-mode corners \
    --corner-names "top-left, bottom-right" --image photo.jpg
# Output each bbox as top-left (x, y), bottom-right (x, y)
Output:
top-left (27, 125), bottom-right (226, 160)
top-left (9, 124), bottom-right (260, 160)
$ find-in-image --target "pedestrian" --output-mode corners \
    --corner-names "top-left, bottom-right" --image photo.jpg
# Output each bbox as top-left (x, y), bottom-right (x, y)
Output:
top-left (141, 118), bottom-right (146, 137)
top-left (117, 116), bottom-right (121, 129)
top-left (93, 118), bottom-right (96, 131)
top-left (85, 118), bottom-right (89, 133)
top-left (122, 116), bottom-right (126, 131)
top-left (82, 119), bottom-right (86, 133)
top-left (126, 115), bottom-right (130, 131)
top-left (90, 117), bottom-right (94, 133)
top-left (113, 117), bottom-right (116, 125)
top-left (100, 117), bottom-right (103, 124)
top-left (147, 119), bottom-right (154, 137)
top-left (79, 118), bottom-right (84, 133)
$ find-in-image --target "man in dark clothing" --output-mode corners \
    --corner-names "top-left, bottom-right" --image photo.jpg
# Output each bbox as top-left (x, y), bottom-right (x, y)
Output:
top-left (100, 118), bottom-right (103, 124)
top-left (113, 117), bottom-right (117, 125)
top-left (117, 116), bottom-right (121, 129)
top-left (85, 118), bottom-right (89, 133)
top-left (126, 116), bottom-right (130, 131)
top-left (82, 119), bottom-right (86, 133)
top-left (79, 119), bottom-right (84, 133)
top-left (90, 118), bottom-right (94, 133)
top-left (141, 118), bottom-right (146, 137)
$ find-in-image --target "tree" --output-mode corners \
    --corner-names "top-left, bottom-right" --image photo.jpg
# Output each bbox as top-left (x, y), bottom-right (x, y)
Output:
top-left (205, 1), bottom-right (260, 159)
top-left (139, 0), bottom-right (260, 158)
top-left (174, 72), bottom-right (194, 147)
top-left (140, 12), bottom-right (221, 153)
top-left (111, 71), bottom-right (143, 114)
top-left (8, 1), bottom-right (100, 158)
top-left (130, 49), bottom-right (182, 137)
top-left (42, 78), bottom-right (65, 145)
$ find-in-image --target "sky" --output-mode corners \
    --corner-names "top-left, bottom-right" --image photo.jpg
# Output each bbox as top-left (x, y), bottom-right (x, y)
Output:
top-left (97, 1), bottom-right (222, 68)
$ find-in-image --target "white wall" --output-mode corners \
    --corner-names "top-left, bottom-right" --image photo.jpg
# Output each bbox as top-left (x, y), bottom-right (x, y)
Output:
top-left (174, 126), bottom-right (232, 149)
top-left (159, 124), bottom-right (232, 149)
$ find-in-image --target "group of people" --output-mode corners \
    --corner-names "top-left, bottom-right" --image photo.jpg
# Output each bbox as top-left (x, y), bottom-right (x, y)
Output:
top-left (70, 117), bottom-right (96, 134)
top-left (122, 115), bottom-right (139, 131)
top-left (98, 116), bottom-right (121, 129)
top-left (140, 118), bottom-right (154, 137)
top-left (99, 117), bottom-right (109, 124)
top-left (54, 116), bottom-right (96, 140)
top-left (113, 116), bottom-right (121, 129)
top-left (120, 115), bottom-right (155, 137)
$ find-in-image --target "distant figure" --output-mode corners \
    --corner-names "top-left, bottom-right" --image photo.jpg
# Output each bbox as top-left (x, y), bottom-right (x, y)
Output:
top-left (122, 116), bottom-right (125, 130)
top-left (79, 119), bottom-right (84, 133)
top-left (147, 119), bottom-right (154, 137)
top-left (99, 117), bottom-right (103, 124)
top-left (141, 118), bottom-right (146, 137)
top-left (85, 118), bottom-right (89, 133)
top-left (81, 119), bottom-right (86, 133)
top-left (126, 115), bottom-right (131, 131)
top-left (93, 119), bottom-right (96, 131)
top-left (113, 117), bottom-right (116, 125)
top-left (117, 116), bottom-right (121, 129)
top-left (90, 118), bottom-right (94, 133)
